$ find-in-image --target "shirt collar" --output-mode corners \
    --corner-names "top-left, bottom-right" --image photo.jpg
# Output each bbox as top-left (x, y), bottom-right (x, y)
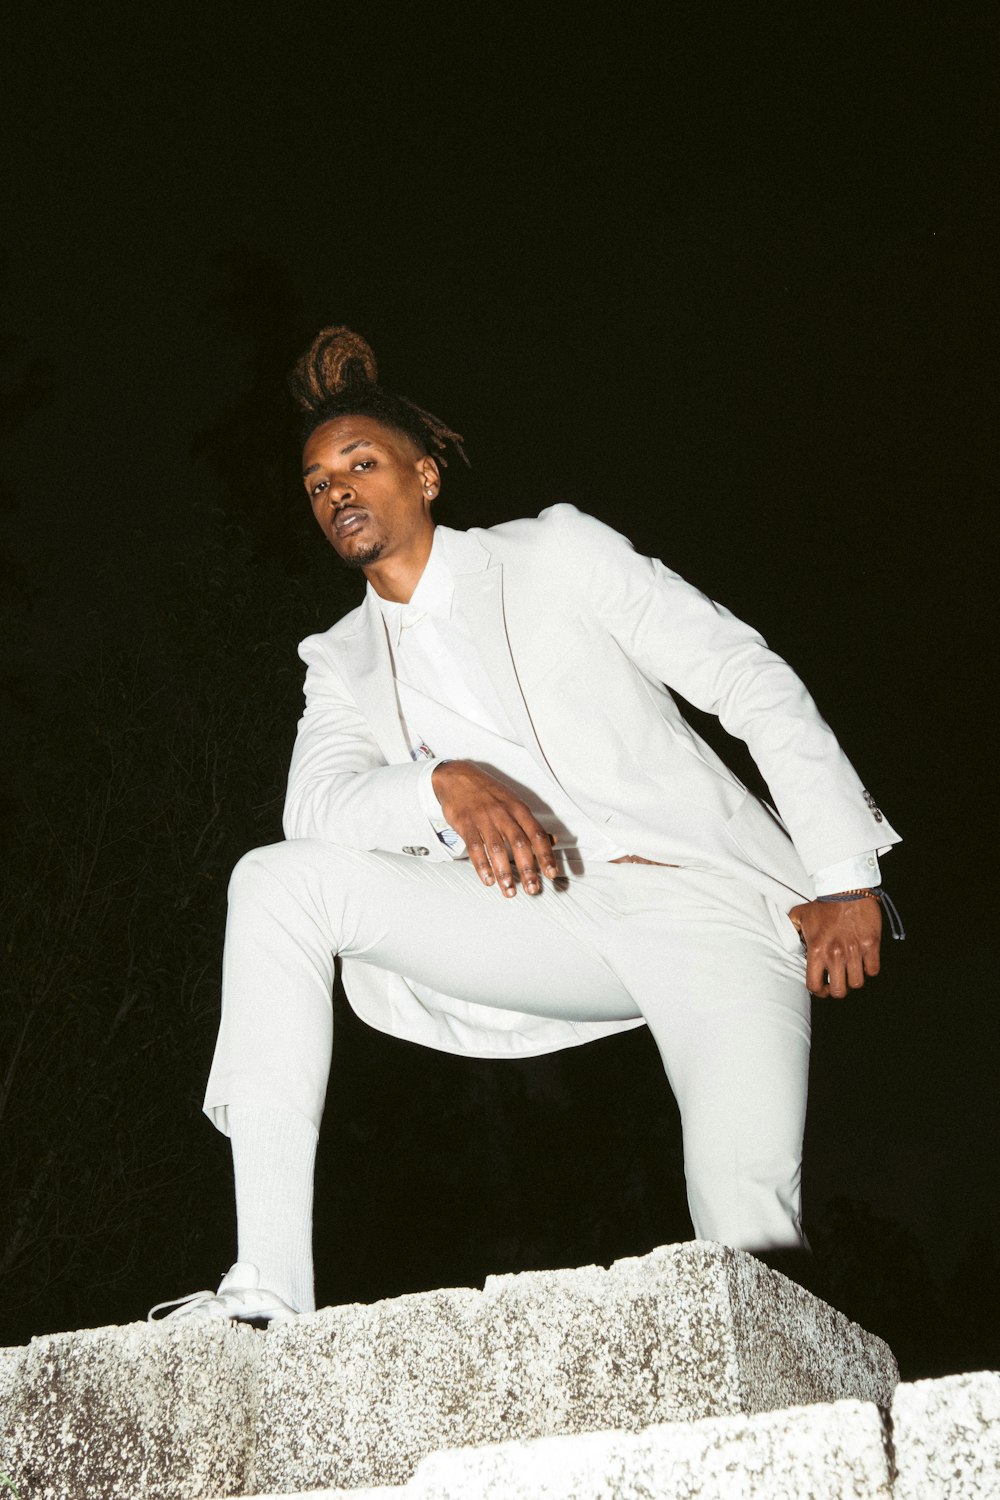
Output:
top-left (370, 527), bottom-right (455, 646)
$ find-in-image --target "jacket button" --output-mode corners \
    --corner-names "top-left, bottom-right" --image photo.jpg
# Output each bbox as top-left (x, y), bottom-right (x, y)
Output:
top-left (862, 790), bottom-right (884, 823)
top-left (403, 845), bottom-right (430, 856)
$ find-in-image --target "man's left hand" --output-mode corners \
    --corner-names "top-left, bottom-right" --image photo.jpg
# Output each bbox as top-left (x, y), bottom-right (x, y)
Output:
top-left (787, 898), bottom-right (882, 998)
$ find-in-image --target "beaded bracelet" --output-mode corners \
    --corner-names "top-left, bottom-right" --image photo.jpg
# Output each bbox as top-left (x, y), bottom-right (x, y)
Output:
top-left (816, 886), bottom-right (906, 940)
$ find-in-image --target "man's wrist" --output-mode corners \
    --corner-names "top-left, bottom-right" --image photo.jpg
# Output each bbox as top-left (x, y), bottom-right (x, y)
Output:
top-left (430, 758), bottom-right (454, 794)
top-left (421, 759), bottom-right (452, 820)
top-left (813, 886), bottom-right (906, 939)
top-left (815, 888), bottom-right (882, 903)
top-left (812, 851), bottom-right (881, 896)
top-left (420, 759), bottom-right (465, 856)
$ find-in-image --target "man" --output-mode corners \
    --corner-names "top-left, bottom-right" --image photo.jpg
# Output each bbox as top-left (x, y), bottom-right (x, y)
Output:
top-left (150, 328), bottom-right (899, 1327)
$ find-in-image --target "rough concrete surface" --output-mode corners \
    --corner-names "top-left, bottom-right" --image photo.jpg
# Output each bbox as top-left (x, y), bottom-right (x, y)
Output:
top-left (892, 1370), bottom-right (1000, 1498)
top-left (251, 1242), bottom-right (897, 1494)
top-left (0, 1240), bottom-right (898, 1500)
top-left (724, 1246), bottom-right (899, 1413)
top-left (0, 1318), bottom-right (260, 1500)
top-left (207, 1378), bottom-right (1000, 1500)
top-left (204, 1400), bottom-right (894, 1499)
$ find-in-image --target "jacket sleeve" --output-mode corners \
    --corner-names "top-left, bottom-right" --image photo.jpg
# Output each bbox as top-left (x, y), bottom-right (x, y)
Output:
top-left (282, 636), bottom-right (453, 858)
top-left (544, 504), bottom-right (900, 874)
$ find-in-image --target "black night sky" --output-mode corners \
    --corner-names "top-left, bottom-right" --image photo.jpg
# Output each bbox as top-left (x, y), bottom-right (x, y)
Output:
top-left (1, 5), bottom-right (996, 1373)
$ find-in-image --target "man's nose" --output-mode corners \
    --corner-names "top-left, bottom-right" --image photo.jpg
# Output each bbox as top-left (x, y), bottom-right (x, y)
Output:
top-left (331, 481), bottom-right (355, 506)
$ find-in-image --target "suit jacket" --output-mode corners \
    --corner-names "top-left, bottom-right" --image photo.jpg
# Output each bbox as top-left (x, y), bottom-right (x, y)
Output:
top-left (282, 504), bottom-right (900, 1058)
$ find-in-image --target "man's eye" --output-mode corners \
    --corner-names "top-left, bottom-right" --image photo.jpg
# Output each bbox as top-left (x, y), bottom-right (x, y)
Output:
top-left (353, 459), bottom-right (376, 472)
top-left (311, 480), bottom-right (328, 497)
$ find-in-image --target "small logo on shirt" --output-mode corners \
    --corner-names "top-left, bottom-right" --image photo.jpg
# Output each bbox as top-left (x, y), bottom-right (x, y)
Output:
top-left (411, 742), bottom-right (434, 761)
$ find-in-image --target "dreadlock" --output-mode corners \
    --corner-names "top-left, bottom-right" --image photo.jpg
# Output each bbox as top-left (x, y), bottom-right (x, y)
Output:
top-left (288, 326), bottom-right (469, 467)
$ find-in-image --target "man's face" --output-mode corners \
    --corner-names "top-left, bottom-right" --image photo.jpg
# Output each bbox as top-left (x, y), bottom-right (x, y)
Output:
top-left (302, 415), bottom-right (438, 569)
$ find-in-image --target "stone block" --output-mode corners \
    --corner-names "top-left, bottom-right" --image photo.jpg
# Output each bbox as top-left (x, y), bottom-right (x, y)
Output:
top-left (0, 1241), bottom-right (898, 1500)
top-left (251, 1241), bottom-right (897, 1493)
top-left (205, 1399), bottom-right (893, 1500)
top-left (892, 1370), bottom-right (1000, 1498)
top-left (403, 1398), bottom-right (893, 1499)
top-left (0, 1319), bottom-right (259, 1500)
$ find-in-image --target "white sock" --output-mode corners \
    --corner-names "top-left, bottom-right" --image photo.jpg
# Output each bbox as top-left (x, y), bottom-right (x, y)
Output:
top-left (228, 1106), bottom-right (318, 1314)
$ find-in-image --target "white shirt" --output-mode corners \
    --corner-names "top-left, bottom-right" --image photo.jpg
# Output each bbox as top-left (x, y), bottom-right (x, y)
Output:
top-left (372, 529), bottom-right (880, 892)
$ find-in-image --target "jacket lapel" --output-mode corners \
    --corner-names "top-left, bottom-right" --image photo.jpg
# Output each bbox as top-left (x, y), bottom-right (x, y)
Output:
top-left (339, 528), bottom-right (561, 783)
top-left (338, 593), bottom-right (413, 765)
top-left (451, 545), bottom-right (562, 784)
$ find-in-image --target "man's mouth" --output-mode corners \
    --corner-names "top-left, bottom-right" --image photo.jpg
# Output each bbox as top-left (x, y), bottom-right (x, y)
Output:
top-left (333, 508), bottom-right (367, 538)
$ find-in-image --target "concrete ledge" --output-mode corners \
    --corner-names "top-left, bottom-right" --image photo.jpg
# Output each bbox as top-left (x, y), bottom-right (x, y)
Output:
top-left (0, 1241), bottom-right (898, 1500)
top-left (891, 1371), bottom-right (1000, 1498)
top-left (315, 1399), bottom-right (894, 1499)
top-left (0, 1319), bottom-right (259, 1500)
top-left (202, 1377), bottom-right (1000, 1500)
top-left (251, 1241), bottom-right (896, 1494)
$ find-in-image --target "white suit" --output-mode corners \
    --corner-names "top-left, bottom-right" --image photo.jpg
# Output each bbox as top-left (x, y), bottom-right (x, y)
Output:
top-left (277, 504), bottom-right (898, 1055)
top-left (204, 504), bottom-right (899, 1250)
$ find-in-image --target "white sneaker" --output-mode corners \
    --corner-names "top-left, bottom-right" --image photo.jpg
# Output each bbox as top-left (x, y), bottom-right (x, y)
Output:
top-left (148, 1261), bottom-right (299, 1327)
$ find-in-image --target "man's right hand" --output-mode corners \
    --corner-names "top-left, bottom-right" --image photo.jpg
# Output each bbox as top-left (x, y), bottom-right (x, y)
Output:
top-left (431, 760), bottom-right (560, 897)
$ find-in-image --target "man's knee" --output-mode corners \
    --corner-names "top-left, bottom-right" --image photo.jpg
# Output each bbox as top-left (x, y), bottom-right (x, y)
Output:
top-left (228, 838), bottom-right (384, 911)
top-left (229, 842), bottom-right (285, 900)
top-left (227, 839), bottom-right (336, 902)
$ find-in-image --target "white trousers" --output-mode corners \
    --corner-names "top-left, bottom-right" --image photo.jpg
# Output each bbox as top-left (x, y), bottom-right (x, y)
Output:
top-left (205, 840), bottom-right (811, 1252)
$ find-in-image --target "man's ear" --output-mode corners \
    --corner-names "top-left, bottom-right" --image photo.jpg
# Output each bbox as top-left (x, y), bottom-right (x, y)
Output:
top-left (418, 456), bottom-right (441, 501)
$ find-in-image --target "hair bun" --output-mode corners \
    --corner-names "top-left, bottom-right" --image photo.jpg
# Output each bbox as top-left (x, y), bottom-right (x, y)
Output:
top-left (288, 326), bottom-right (378, 412)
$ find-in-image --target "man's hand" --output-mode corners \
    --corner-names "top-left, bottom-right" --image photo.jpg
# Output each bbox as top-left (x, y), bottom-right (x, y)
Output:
top-left (432, 760), bottom-right (559, 897)
top-left (787, 897), bottom-right (882, 998)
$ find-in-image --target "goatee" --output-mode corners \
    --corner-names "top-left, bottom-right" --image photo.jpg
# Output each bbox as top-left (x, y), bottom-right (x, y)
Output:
top-left (340, 541), bottom-right (385, 569)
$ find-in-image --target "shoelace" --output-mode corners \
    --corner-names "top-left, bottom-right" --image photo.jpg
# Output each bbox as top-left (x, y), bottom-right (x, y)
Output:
top-left (147, 1288), bottom-right (219, 1322)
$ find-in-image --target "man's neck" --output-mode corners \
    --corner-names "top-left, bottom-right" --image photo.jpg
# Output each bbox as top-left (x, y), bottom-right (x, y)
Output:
top-left (363, 525), bottom-right (436, 604)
